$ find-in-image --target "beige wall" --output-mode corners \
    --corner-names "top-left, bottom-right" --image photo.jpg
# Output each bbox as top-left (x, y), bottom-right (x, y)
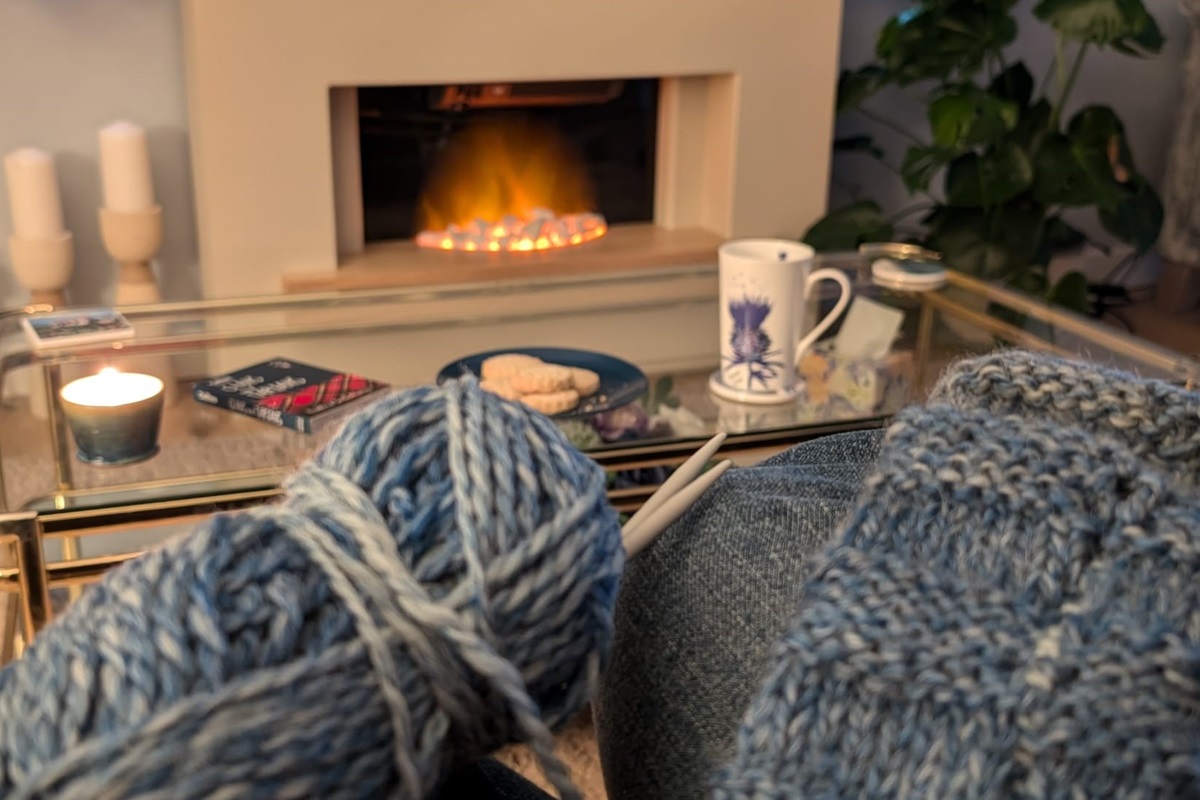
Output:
top-left (182, 0), bottom-right (845, 298)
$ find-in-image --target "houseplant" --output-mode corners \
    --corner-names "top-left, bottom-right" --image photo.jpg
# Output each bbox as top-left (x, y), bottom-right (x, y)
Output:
top-left (805, 0), bottom-right (1166, 310)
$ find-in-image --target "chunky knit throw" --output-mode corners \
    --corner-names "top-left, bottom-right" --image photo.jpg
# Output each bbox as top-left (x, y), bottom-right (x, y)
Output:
top-left (715, 351), bottom-right (1200, 797)
top-left (0, 380), bottom-right (623, 800)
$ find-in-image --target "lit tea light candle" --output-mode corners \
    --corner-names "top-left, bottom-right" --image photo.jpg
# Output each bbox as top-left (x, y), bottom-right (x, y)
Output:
top-left (60, 368), bottom-right (164, 465)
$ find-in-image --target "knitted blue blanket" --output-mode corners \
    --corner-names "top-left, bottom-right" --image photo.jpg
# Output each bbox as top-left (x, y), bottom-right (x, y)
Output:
top-left (715, 351), bottom-right (1200, 797)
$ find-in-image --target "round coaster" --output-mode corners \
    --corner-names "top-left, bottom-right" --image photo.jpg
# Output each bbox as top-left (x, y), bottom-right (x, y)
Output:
top-left (708, 371), bottom-right (799, 405)
top-left (871, 257), bottom-right (947, 291)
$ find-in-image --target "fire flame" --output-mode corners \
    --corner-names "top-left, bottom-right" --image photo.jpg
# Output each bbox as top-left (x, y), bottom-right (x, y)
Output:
top-left (415, 118), bottom-right (606, 252)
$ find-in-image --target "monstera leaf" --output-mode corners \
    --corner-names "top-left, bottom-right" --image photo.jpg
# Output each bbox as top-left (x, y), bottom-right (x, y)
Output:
top-left (1066, 105), bottom-right (1138, 212)
top-left (1100, 176), bottom-right (1163, 254)
top-left (928, 84), bottom-right (1020, 149)
top-left (1032, 134), bottom-right (1098, 206)
top-left (944, 144), bottom-right (1034, 207)
top-left (877, 1), bottom-right (1018, 85)
top-left (1048, 270), bottom-right (1092, 312)
top-left (1034, 0), bottom-right (1163, 54)
top-left (902, 145), bottom-right (955, 193)
top-left (837, 66), bottom-right (890, 113)
top-left (925, 202), bottom-right (1043, 279)
top-left (802, 200), bottom-right (894, 252)
top-left (988, 62), bottom-right (1035, 108)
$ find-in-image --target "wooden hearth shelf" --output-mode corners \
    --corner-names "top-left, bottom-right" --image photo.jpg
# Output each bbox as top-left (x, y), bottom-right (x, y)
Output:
top-left (282, 224), bottom-right (722, 293)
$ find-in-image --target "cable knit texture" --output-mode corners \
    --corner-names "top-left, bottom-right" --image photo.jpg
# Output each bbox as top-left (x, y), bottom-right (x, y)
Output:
top-left (0, 379), bottom-right (623, 800)
top-left (714, 351), bottom-right (1200, 798)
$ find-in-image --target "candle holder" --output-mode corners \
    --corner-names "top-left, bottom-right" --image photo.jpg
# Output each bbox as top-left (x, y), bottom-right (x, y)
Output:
top-left (60, 369), bottom-right (164, 465)
top-left (7, 231), bottom-right (74, 307)
top-left (99, 204), bottom-right (177, 404)
top-left (99, 204), bottom-right (163, 305)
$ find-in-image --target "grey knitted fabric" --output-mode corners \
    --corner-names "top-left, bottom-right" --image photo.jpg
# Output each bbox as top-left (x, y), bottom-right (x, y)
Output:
top-left (713, 351), bottom-right (1200, 798)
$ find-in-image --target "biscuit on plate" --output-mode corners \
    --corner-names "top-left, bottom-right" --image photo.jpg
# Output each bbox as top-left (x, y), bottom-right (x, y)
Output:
top-left (520, 388), bottom-right (580, 415)
top-left (510, 363), bottom-right (573, 394)
top-left (479, 377), bottom-right (523, 401)
top-left (567, 367), bottom-right (601, 396)
top-left (481, 353), bottom-right (544, 380)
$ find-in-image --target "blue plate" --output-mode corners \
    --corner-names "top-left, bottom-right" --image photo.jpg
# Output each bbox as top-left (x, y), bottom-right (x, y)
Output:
top-left (436, 347), bottom-right (648, 419)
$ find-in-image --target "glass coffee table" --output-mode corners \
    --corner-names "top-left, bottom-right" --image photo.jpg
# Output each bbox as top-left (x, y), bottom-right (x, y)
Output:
top-left (0, 246), bottom-right (1196, 651)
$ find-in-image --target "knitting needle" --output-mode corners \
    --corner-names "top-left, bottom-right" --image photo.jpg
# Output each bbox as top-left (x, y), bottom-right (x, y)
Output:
top-left (621, 431), bottom-right (731, 555)
top-left (621, 432), bottom-right (726, 538)
top-left (622, 459), bottom-right (731, 556)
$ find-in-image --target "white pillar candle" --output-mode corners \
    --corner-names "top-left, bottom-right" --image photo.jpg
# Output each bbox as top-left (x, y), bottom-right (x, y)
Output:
top-left (99, 121), bottom-right (155, 213)
top-left (3, 148), bottom-right (66, 239)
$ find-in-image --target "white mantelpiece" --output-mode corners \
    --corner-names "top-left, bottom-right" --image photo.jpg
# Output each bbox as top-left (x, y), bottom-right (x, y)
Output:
top-left (181, 0), bottom-right (844, 299)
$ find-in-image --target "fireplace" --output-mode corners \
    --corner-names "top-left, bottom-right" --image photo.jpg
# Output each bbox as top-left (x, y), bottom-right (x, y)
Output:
top-left (181, 1), bottom-right (843, 298)
top-left (357, 79), bottom-right (658, 251)
top-left (179, 0), bottom-right (842, 379)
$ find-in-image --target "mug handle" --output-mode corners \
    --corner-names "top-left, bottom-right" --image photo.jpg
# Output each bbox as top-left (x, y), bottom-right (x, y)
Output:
top-left (794, 268), bottom-right (852, 366)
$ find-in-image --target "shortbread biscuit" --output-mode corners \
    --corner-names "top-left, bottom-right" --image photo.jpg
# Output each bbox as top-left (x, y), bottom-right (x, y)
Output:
top-left (520, 388), bottom-right (580, 415)
top-left (481, 353), bottom-right (544, 380)
top-left (480, 377), bottom-right (522, 401)
top-left (567, 367), bottom-right (601, 396)
top-left (510, 363), bottom-right (573, 394)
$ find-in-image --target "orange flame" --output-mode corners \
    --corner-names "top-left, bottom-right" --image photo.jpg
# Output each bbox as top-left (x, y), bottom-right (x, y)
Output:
top-left (416, 118), bottom-right (597, 232)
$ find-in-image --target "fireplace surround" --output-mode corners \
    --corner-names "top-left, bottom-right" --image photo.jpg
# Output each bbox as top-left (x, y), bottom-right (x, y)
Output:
top-left (179, 1), bottom-right (843, 380)
top-left (182, 1), bottom-right (843, 294)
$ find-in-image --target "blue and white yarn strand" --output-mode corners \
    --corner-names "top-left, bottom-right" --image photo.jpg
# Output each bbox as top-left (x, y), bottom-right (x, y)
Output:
top-left (0, 379), bottom-right (624, 799)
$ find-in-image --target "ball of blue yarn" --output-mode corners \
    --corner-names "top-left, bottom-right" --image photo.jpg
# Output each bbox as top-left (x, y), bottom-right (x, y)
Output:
top-left (0, 379), bottom-right (624, 800)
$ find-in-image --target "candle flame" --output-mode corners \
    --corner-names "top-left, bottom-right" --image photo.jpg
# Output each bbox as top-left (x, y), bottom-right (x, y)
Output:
top-left (61, 368), bottom-right (163, 407)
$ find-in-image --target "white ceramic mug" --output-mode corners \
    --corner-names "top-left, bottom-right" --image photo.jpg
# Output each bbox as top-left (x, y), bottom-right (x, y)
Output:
top-left (709, 239), bottom-right (852, 404)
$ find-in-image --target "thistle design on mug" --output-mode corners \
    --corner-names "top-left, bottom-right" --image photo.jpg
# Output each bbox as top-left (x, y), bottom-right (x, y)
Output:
top-left (725, 295), bottom-right (783, 390)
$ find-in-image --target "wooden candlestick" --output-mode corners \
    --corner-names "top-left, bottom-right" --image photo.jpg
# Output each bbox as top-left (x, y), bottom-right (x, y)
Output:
top-left (6, 232), bottom-right (74, 419)
top-left (99, 205), bottom-right (163, 304)
top-left (98, 204), bottom-right (177, 404)
top-left (7, 232), bottom-right (74, 308)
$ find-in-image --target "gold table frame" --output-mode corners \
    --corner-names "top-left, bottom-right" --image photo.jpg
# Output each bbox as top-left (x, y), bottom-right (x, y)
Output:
top-left (0, 247), bottom-right (1195, 654)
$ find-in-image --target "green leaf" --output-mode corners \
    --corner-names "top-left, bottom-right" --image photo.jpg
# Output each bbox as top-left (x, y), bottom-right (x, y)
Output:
top-left (834, 135), bottom-right (885, 160)
top-left (988, 63), bottom-right (1035, 108)
top-left (1032, 134), bottom-right (1097, 206)
top-left (877, 2), bottom-right (1018, 85)
top-left (944, 144), bottom-right (1034, 207)
top-left (1034, 0), bottom-right (1163, 51)
top-left (1049, 270), bottom-right (1092, 312)
top-left (928, 85), bottom-right (1019, 149)
top-left (1099, 176), bottom-right (1163, 254)
top-left (1010, 269), bottom-right (1051, 295)
top-left (837, 66), bottom-right (890, 113)
top-left (1112, 6), bottom-right (1164, 55)
top-left (929, 92), bottom-right (978, 148)
top-left (1009, 99), bottom-right (1053, 153)
top-left (1034, 216), bottom-right (1089, 264)
top-left (1066, 105), bottom-right (1137, 211)
top-left (925, 201), bottom-right (1045, 279)
top-left (802, 200), bottom-right (895, 252)
top-left (901, 145), bottom-right (954, 193)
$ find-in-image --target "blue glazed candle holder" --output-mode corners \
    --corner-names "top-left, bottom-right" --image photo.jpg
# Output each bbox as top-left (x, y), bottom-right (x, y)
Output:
top-left (60, 369), bottom-right (164, 466)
